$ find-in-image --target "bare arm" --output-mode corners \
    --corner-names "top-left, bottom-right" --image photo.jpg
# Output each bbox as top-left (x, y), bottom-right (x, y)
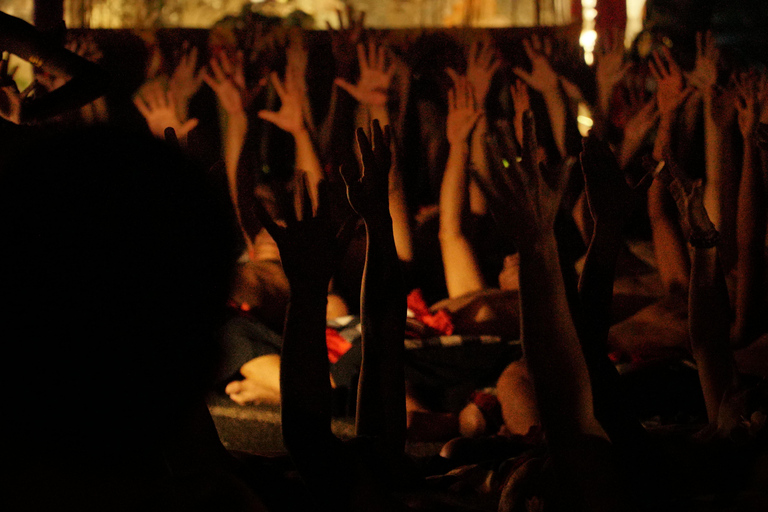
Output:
top-left (732, 73), bottom-right (767, 347)
top-left (336, 40), bottom-right (414, 263)
top-left (341, 121), bottom-right (407, 463)
top-left (513, 35), bottom-right (568, 158)
top-left (258, 65), bottom-right (323, 208)
top-left (462, 39), bottom-right (500, 215)
top-left (253, 178), bottom-right (351, 506)
top-left (203, 52), bottom-right (256, 249)
top-left (578, 135), bottom-right (651, 447)
top-left (439, 77), bottom-right (486, 298)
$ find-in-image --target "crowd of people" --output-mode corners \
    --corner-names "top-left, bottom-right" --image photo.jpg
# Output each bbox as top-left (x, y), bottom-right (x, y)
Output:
top-left (2, 5), bottom-right (767, 511)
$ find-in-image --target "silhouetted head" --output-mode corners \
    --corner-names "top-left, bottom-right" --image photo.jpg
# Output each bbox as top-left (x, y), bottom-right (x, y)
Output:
top-left (0, 126), bottom-right (236, 460)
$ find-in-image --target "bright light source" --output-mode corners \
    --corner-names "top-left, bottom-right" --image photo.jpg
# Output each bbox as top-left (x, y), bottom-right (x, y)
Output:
top-left (580, 29), bottom-right (597, 48)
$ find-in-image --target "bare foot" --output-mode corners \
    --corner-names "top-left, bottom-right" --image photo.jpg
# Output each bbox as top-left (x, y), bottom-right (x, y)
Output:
top-left (225, 378), bottom-right (281, 406)
top-left (226, 354), bottom-right (281, 405)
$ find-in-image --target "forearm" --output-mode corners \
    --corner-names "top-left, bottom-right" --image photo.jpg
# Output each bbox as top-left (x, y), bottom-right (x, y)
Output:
top-left (703, 98), bottom-right (738, 252)
top-left (733, 141), bottom-right (767, 345)
top-left (388, 147), bottom-right (414, 263)
top-left (281, 287), bottom-right (335, 448)
top-left (439, 142), bottom-right (486, 297)
top-left (689, 246), bottom-right (735, 421)
top-left (542, 88), bottom-right (568, 158)
top-left (318, 86), bottom-right (356, 169)
top-left (293, 128), bottom-right (323, 204)
top-left (578, 220), bottom-right (625, 346)
top-left (222, 112), bottom-right (255, 247)
top-left (469, 116), bottom-right (489, 215)
top-left (355, 217), bottom-right (407, 456)
top-left (518, 233), bottom-right (603, 442)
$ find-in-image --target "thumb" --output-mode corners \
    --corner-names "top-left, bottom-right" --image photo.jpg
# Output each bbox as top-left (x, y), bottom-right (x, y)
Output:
top-left (179, 118), bottom-right (199, 137)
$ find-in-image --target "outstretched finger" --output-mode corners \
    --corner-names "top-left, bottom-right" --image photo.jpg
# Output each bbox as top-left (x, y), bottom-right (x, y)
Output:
top-left (357, 43), bottom-right (368, 71)
top-left (270, 71), bottom-right (288, 100)
top-left (334, 77), bottom-right (358, 99)
top-left (446, 67), bottom-right (461, 86)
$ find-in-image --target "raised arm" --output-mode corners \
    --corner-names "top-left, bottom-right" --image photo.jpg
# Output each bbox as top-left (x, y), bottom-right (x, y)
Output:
top-left (648, 48), bottom-right (695, 294)
top-left (578, 134), bottom-right (651, 447)
top-left (258, 56), bottom-right (323, 207)
top-left (513, 35), bottom-right (568, 158)
top-left (438, 76), bottom-right (486, 298)
top-left (658, 156), bottom-right (734, 425)
top-left (481, 113), bottom-right (599, 440)
top-left (463, 38), bottom-right (500, 215)
top-left (341, 120), bottom-right (407, 465)
top-left (134, 81), bottom-right (199, 142)
top-left (318, 5), bottom-right (365, 169)
top-left (476, 115), bottom-right (632, 510)
top-left (202, 51), bottom-right (258, 248)
top-left (593, 30), bottom-right (631, 138)
top-left (731, 71), bottom-right (767, 347)
top-left (168, 42), bottom-right (204, 124)
top-left (253, 177), bottom-right (352, 506)
top-left (692, 33), bottom-right (740, 270)
top-left (335, 38), bottom-right (413, 263)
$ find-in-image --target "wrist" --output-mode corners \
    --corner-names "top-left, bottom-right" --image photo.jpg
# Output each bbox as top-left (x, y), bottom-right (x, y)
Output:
top-left (227, 111), bottom-right (248, 128)
top-left (448, 140), bottom-right (470, 154)
top-left (517, 230), bottom-right (558, 256)
top-left (369, 105), bottom-right (389, 122)
top-left (291, 123), bottom-right (310, 139)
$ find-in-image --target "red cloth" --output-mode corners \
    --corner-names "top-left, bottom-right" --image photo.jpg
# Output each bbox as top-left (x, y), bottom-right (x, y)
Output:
top-left (406, 289), bottom-right (454, 337)
top-left (326, 326), bottom-right (353, 364)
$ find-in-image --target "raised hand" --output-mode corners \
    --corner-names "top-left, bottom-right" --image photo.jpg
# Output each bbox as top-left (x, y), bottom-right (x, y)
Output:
top-left (734, 70), bottom-right (760, 139)
top-left (445, 75), bottom-right (482, 146)
top-left (203, 50), bottom-right (248, 117)
top-left (327, 4), bottom-right (366, 74)
top-left (461, 38), bottom-right (500, 105)
top-left (649, 46), bottom-right (688, 117)
top-left (133, 81), bottom-right (198, 140)
top-left (285, 30), bottom-right (315, 131)
top-left (168, 42), bottom-right (204, 116)
top-left (513, 35), bottom-right (559, 95)
top-left (335, 41), bottom-right (396, 108)
top-left (510, 79), bottom-right (531, 144)
top-left (476, 111), bottom-right (574, 244)
top-left (340, 119), bottom-right (392, 222)
top-left (595, 30), bottom-right (630, 113)
top-left (253, 176), bottom-right (352, 292)
top-left (258, 69), bottom-right (306, 136)
top-left (686, 31), bottom-right (720, 91)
